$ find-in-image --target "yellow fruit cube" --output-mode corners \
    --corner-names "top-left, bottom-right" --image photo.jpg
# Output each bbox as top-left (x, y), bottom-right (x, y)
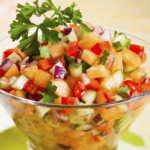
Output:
top-left (81, 49), bottom-right (98, 65)
top-left (87, 65), bottom-right (110, 79)
top-left (79, 31), bottom-right (102, 50)
top-left (122, 49), bottom-right (142, 67)
top-left (131, 68), bottom-right (145, 83)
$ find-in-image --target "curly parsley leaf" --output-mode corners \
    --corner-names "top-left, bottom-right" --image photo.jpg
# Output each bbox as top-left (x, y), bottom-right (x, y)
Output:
top-left (98, 50), bottom-right (110, 65)
top-left (9, 0), bottom-right (82, 57)
top-left (39, 81), bottom-right (59, 103)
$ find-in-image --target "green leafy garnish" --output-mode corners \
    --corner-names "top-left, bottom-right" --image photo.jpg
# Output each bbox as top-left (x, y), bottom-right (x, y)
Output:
top-left (82, 61), bottom-right (91, 73)
top-left (39, 81), bottom-right (59, 103)
top-left (98, 50), bottom-right (110, 65)
top-left (145, 72), bottom-right (148, 77)
top-left (69, 62), bottom-right (81, 68)
top-left (116, 85), bottom-right (130, 98)
top-left (64, 54), bottom-right (75, 65)
top-left (8, 0), bottom-right (82, 57)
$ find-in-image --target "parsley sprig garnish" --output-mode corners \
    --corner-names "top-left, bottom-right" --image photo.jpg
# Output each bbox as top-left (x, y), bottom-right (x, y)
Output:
top-left (8, 0), bottom-right (82, 57)
top-left (98, 50), bottom-right (110, 65)
top-left (39, 81), bottom-right (59, 103)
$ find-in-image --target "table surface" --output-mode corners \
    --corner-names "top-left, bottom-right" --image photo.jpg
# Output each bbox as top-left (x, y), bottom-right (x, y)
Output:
top-left (0, 0), bottom-right (150, 143)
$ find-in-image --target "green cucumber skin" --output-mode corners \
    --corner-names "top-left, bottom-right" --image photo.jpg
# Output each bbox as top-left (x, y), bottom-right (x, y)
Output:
top-left (77, 23), bottom-right (91, 40)
top-left (124, 66), bottom-right (138, 73)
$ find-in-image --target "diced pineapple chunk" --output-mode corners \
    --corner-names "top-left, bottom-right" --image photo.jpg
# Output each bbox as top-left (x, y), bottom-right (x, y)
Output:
top-left (111, 52), bottom-right (123, 73)
top-left (130, 68), bottom-right (145, 83)
top-left (51, 79), bottom-right (72, 97)
top-left (49, 42), bottom-right (67, 60)
top-left (79, 31), bottom-right (102, 50)
top-left (87, 65), bottom-right (110, 79)
top-left (122, 49), bottom-right (142, 67)
top-left (81, 49), bottom-right (98, 65)
top-left (100, 76), bottom-right (118, 90)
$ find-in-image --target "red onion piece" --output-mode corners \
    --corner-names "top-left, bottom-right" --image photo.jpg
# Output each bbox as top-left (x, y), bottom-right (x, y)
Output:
top-left (94, 25), bottom-right (104, 35)
top-left (0, 58), bottom-right (12, 72)
top-left (31, 93), bottom-right (43, 101)
top-left (144, 77), bottom-right (149, 83)
top-left (81, 73), bottom-right (90, 86)
top-left (64, 28), bottom-right (72, 35)
top-left (53, 109), bottom-right (68, 122)
top-left (27, 60), bottom-right (38, 67)
top-left (107, 56), bottom-right (115, 69)
top-left (54, 66), bottom-right (66, 79)
top-left (101, 30), bottom-right (111, 41)
top-left (75, 58), bottom-right (82, 63)
top-left (93, 114), bottom-right (104, 125)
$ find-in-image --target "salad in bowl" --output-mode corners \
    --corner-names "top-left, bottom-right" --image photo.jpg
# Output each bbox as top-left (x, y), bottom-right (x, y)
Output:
top-left (0, 0), bottom-right (150, 150)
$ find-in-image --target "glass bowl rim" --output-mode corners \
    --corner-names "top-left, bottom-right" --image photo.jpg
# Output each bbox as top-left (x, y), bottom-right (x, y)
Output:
top-left (0, 27), bottom-right (150, 109)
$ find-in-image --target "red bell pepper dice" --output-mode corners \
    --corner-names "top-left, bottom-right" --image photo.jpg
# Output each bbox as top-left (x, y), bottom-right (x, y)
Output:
top-left (67, 42), bottom-right (79, 57)
top-left (103, 91), bottom-right (115, 102)
top-left (0, 68), bottom-right (6, 76)
top-left (91, 43), bottom-right (103, 55)
top-left (41, 42), bottom-right (48, 46)
top-left (62, 97), bottom-right (79, 115)
top-left (73, 81), bottom-right (87, 98)
top-left (38, 58), bottom-right (52, 71)
top-left (60, 30), bottom-right (65, 35)
top-left (91, 41), bottom-right (111, 55)
top-left (86, 79), bottom-right (100, 91)
top-left (124, 80), bottom-right (140, 95)
top-left (129, 44), bottom-right (144, 58)
top-left (23, 80), bottom-right (38, 95)
top-left (2, 49), bottom-right (14, 60)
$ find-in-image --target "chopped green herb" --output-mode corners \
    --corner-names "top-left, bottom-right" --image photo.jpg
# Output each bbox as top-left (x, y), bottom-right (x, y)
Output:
top-left (9, 0), bottom-right (82, 57)
top-left (82, 61), bottom-right (91, 73)
top-left (145, 72), bottom-right (148, 77)
top-left (98, 50), bottom-right (110, 65)
top-left (116, 85), bottom-right (130, 98)
top-left (39, 81), bottom-right (59, 103)
top-left (64, 54), bottom-right (75, 65)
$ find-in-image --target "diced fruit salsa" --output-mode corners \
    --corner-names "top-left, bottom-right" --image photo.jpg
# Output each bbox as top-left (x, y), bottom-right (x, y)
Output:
top-left (1, 23), bottom-right (149, 105)
top-left (1, 1), bottom-right (150, 150)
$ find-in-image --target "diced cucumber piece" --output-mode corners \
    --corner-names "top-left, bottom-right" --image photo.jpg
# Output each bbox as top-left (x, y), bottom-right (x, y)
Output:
top-left (69, 63), bottom-right (82, 78)
top-left (67, 29), bottom-right (77, 42)
top-left (58, 32), bottom-right (64, 38)
top-left (124, 65), bottom-right (138, 73)
top-left (49, 62), bottom-right (66, 75)
top-left (0, 81), bottom-right (9, 89)
top-left (18, 56), bottom-right (29, 66)
top-left (81, 89), bottom-right (97, 104)
top-left (39, 46), bottom-right (50, 59)
top-left (112, 34), bottom-right (131, 51)
top-left (9, 76), bottom-right (17, 86)
top-left (74, 124), bottom-right (93, 131)
top-left (116, 85), bottom-right (130, 98)
top-left (8, 52), bottom-right (22, 64)
top-left (61, 36), bottom-right (69, 43)
top-left (11, 75), bottom-right (29, 90)
top-left (77, 23), bottom-right (92, 40)
top-left (114, 112), bottom-right (134, 133)
top-left (35, 106), bottom-right (51, 118)
top-left (114, 94), bottom-right (123, 101)
top-left (77, 103), bottom-right (94, 116)
top-left (69, 112), bottom-right (86, 124)
top-left (112, 69), bottom-right (124, 87)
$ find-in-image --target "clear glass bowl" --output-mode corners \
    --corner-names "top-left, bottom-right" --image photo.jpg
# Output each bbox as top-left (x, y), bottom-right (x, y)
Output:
top-left (0, 28), bottom-right (150, 150)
